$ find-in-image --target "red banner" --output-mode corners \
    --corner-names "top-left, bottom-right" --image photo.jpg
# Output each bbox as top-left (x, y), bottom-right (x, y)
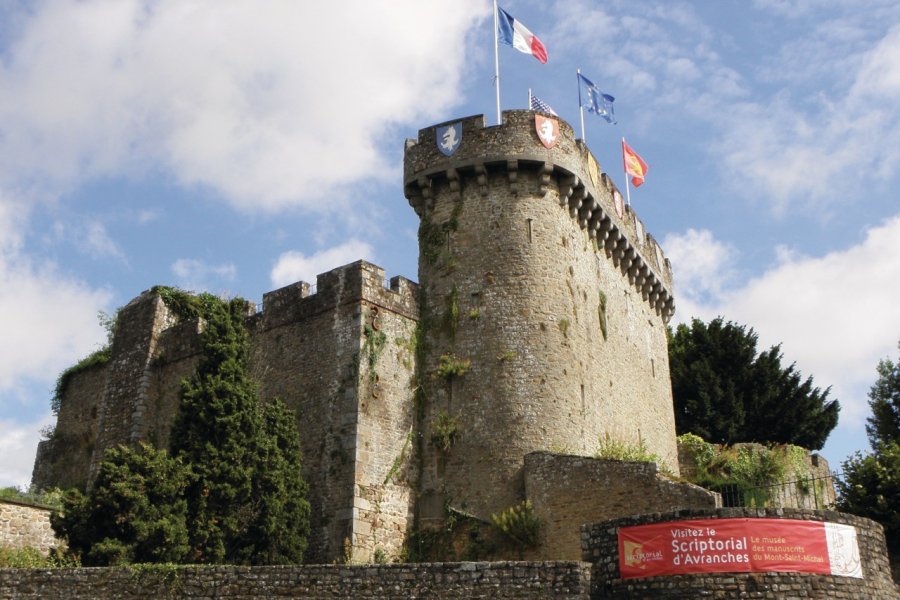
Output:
top-left (618, 518), bottom-right (862, 580)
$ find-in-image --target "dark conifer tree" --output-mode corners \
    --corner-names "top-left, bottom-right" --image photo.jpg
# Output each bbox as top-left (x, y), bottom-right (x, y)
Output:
top-left (170, 297), bottom-right (262, 563)
top-left (50, 443), bottom-right (190, 566)
top-left (242, 398), bottom-right (311, 564)
top-left (669, 317), bottom-right (838, 449)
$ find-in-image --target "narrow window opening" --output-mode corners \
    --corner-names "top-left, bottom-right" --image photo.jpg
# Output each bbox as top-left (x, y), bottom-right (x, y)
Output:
top-left (527, 218), bottom-right (533, 243)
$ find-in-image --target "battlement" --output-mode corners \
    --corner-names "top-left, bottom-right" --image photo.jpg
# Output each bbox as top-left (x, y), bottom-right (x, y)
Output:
top-left (255, 260), bottom-right (418, 330)
top-left (403, 110), bottom-right (674, 320)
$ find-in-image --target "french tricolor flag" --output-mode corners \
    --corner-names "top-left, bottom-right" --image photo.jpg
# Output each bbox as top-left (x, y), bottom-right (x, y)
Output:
top-left (497, 6), bottom-right (547, 64)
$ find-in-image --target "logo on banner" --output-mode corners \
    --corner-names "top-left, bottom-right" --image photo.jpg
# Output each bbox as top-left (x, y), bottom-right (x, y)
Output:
top-left (535, 115), bottom-right (559, 148)
top-left (437, 122), bottom-right (462, 156)
top-left (623, 540), bottom-right (664, 570)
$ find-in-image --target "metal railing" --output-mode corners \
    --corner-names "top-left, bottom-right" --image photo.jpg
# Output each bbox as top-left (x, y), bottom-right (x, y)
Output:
top-left (714, 471), bottom-right (841, 510)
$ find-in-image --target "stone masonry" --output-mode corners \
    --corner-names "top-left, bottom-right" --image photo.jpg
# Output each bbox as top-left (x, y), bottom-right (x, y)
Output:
top-left (34, 111), bottom-right (694, 563)
top-left (406, 111), bottom-right (678, 526)
top-left (0, 499), bottom-right (60, 556)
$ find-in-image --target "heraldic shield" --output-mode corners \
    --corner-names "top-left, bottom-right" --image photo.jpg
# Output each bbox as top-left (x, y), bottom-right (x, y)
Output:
top-left (535, 114), bottom-right (559, 149)
top-left (437, 122), bottom-right (462, 156)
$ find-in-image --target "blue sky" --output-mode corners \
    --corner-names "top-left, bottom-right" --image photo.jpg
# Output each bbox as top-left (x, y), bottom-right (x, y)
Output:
top-left (1, 0), bottom-right (899, 489)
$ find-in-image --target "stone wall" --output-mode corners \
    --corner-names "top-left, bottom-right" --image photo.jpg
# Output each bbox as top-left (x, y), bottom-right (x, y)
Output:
top-left (32, 362), bottom-right (106, 491)
top-left (249, 261), bottom-right (418, 563)
top-left (0, 500), bottom-right (59, 555)
top-left (33, 261), bottom-right (418, 564)
top-left (582, 508), bottom-right (899, 599)
top-left (524, 452), bottom-right (719, 560)
top-left (405, 111), bottom-right (679, 527)
top-left (0, 561), bottom-right (591, 599)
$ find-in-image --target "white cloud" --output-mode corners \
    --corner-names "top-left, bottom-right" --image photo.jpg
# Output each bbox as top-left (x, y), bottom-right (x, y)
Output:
top-left (0, 0), bottom-right (486, 213)
top-left (0, 193), bottom-right (110, 391)
top-left (664, 228), bottom-right (737, 304)
top-left (0, 413), bottom-right (53, 489)
top-left (270, 240), bottom-right (375, 289)
top-left (669, 215), bottom-right (900, 434)
top-left (713, 23), bottom-right (900, 215)
top-left (171, 258), bottom-right (237, 293)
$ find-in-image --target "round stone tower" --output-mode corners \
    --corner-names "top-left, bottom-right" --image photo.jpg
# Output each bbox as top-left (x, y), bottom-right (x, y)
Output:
top-left (404, 110), bottom-right (678, 524)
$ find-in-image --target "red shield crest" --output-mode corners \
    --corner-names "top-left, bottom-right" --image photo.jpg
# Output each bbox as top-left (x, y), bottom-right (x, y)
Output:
top-left (535, 115), bottom-right (559, 149)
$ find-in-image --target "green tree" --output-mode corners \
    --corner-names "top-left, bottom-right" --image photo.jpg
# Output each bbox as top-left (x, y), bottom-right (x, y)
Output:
top-left (836, 443), bottom-right (900, 563)
top-left (669, 317), bottom-right (839, 449)
top-left (866, 340), bottom-right (900, 450)
top-left (50, 443), bottom-right (190, 566)
top-left (170, 297), bottom-right (263, 563)
top-left (51, 289), bottom-right (311, 566)
top-left (169, 295), bottom-right (310, 564)
top-left (242, 398), bottom-right (312, 564)
top-left (837, 342), bottom-right (900, 576)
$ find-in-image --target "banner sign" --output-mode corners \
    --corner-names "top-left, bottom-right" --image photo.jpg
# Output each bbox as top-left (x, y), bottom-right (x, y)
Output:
top-left (618, 518), bottom-right (862, 580)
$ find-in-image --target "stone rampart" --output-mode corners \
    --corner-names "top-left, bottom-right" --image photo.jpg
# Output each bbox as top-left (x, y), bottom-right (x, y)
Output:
top-left (0, 561), bottom-right (591, 599)
top-left (582, 508), bottom-right (899, 599)
top-left (524, 452), bottom-right (719, 560)
top-left (0, 500), bottom-right (59, 555)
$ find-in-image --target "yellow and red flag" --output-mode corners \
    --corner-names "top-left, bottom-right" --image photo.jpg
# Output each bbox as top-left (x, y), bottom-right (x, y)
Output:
top-left (622, 139), bottom-right (648, 187)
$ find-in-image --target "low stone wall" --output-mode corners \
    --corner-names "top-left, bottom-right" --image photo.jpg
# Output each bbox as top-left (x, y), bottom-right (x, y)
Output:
top-left (525, 452), bottom-right (720, 560)
top-left (0, 561), bottom-right (591, 599)
top-left (0, 500), bottom-right (59, 555)
top-left (582, 508), bottom-right (899, 599)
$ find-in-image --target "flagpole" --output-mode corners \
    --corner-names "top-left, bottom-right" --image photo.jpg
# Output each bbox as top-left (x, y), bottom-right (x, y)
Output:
top-left (493, 0), bottom-right (502, 125)
top-left (623, 137), bottom-right (632, 206)
top-left (577, 69), bottom-right (586, 142)
top-left (528, 88), bottom-right (532, 109)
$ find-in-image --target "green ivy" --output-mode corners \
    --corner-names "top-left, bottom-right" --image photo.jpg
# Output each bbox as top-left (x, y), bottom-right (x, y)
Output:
top-left (363, 324), bottom-right (388, 382)
top-left (51, 348), bottom-right (111, 416)
top-left (151, 285), bottom-right (225, 322)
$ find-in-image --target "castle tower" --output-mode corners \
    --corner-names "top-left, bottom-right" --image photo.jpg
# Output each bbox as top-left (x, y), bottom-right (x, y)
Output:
top-left (404, 111), bottom-right (678, 523)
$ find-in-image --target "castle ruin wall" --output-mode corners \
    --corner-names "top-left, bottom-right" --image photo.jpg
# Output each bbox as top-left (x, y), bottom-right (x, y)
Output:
top-left (32, 362), bottom-right (106, 492)
top-left (32, 260), bottom-right (419, 564)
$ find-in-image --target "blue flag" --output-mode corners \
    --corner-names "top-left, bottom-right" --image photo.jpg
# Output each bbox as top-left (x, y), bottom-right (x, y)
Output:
top-left (578, 73), bottom-right (616, 124)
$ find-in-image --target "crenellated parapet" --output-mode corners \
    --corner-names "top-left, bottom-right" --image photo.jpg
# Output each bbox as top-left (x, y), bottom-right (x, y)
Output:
top-left (404, 110), bottom-right (675, 320)
top-left (253, 260), bottom-right (418, 331)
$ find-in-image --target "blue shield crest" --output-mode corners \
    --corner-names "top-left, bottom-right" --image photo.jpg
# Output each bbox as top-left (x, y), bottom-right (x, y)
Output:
top-left (436, 122), bottom-right (462, 156)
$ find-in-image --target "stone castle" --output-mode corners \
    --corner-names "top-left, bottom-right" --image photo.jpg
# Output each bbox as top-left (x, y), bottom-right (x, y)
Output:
top-left (34, 110), bottom-right (693, 563)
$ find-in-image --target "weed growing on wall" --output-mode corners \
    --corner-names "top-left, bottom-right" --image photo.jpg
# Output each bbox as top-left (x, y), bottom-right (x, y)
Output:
top-left (597, 290), bottom-right (608, 340)
top-left (434, 353), bottom-right (471, 381)
top-left (595, 434), bottom-right (671, 475)
top-left (490, 500), bottom-right (540, 549)
top-left (430, 411), bottom-right (460, 452)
